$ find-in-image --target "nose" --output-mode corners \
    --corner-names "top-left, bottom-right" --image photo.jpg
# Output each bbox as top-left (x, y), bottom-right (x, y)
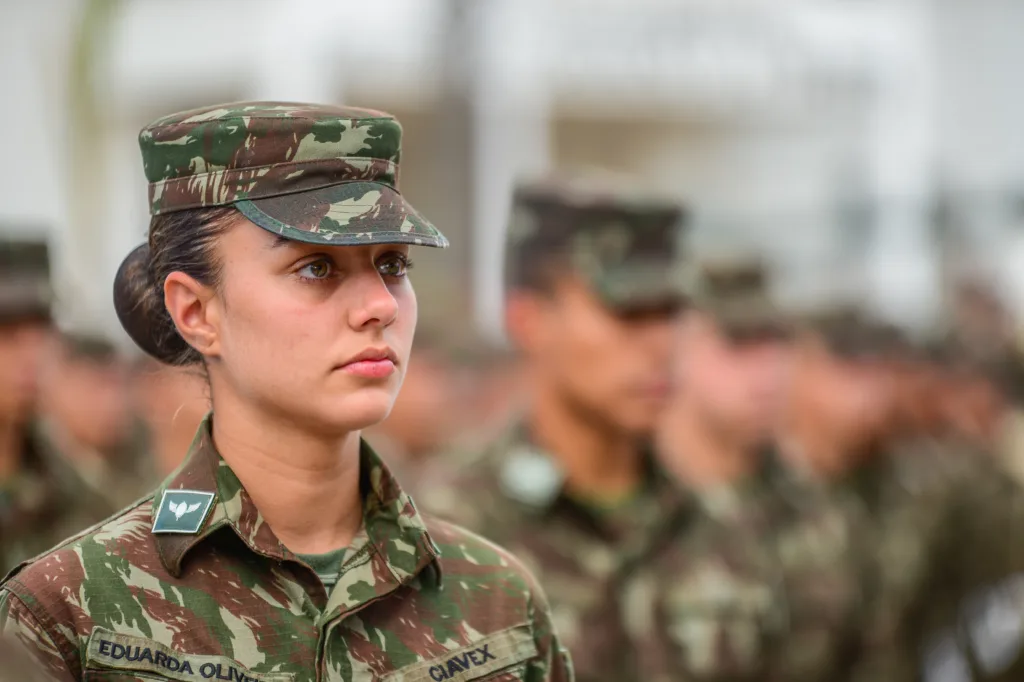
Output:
top-left (347, 269), bottom-right (400, 330)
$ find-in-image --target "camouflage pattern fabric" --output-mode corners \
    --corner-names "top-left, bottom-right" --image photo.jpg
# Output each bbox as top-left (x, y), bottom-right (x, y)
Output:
top-left (419, 421), bottom-right (685, 682)
top-left (996, 408), bottom-right (1024, 487)
top-left (621, 448), bottom-right (870, 682)
top-left (697, 258), bottom-right (791, 339)
top-left (0, 427), bottom-right (119, 575)
top-left (0, 418), bottom-right (573, 682)
top-left (505, 174), bottom-right (692, 309)
top-left (840, 438), bottom-right (1024, 682)
top-left (34, 418), bottom-right (154, 513)
top-left (139, 101), bottom-right (448, 248)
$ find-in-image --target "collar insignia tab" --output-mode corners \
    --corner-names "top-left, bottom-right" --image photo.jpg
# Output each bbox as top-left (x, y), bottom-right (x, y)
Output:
top-left (152, 489), bottom-right (215, 534)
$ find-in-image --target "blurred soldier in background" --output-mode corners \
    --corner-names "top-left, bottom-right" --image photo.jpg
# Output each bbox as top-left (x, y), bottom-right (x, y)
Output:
top-left (782, 311), bottom-right (1024, 682)
top-left (780, 309), bottom-right (899, 481)
top-left (421, 173), bottom-right (690, 682)
top-left (657, 259), bottom-right (791, 487)
top-left (0, 238), bottom-right (117, 573)
top-left (130, 355), bottom-right (209, 477)
top-left (634, 261), bottom-right (868, 682)
top-left (35, 331), bottom-right (147, 510)
top-left (780, 310), bottom-right (916, 680)
top-left (365, 328), bottom-right (516, 494)
top-left (893, 348), bottom-right (1024, 682)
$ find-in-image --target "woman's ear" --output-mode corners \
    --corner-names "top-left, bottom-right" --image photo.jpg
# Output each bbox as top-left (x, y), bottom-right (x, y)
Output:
top-left (164, 272), bottom-right (221, 359)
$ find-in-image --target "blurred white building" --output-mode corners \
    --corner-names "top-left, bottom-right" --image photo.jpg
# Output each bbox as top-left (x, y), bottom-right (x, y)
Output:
top-left (1, 0), bottom-right (1023, 341)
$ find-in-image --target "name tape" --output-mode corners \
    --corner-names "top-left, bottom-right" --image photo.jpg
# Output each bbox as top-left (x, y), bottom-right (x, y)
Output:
top-left (381, 623), bottom-right (537, 682)
top-left (85, 629), bottom-right (293, 682)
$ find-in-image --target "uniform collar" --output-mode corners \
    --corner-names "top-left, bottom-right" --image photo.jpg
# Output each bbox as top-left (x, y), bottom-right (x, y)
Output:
top-left (495, 420), bottom-right (565, 512)
top-left (152, 415), bottom-right (442, 590)
top-left (495, 417), bottom-right (687, 522)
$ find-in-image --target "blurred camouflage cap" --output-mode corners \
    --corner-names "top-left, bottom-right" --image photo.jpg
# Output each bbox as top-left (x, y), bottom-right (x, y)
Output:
top-left (697, 258), bottom-right (790, 339)
top-left (802, 306), bottom-right (909, 360)
top-left (0, 236), bottom-right (52, 322)
top-left (139, 101), bottom-right (447, 248)
top-left (57, 331), bottom-right (119, 363)
top-left (505, 171), bottom-right (691, 309)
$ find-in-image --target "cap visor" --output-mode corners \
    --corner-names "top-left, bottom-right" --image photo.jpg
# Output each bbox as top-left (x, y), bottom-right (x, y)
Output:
top-left (235, 181), bottom-right (448, 248)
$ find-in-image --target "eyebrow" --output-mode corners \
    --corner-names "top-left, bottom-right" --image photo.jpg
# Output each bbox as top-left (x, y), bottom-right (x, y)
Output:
top-left (268, 235), bottom-right (293, 250)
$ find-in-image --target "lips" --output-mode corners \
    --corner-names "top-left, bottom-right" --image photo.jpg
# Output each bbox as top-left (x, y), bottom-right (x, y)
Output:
top-left (337, 347), bottom-right (398, 379)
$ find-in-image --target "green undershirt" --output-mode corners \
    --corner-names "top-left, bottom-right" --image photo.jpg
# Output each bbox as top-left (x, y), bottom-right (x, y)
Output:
top-left (570, 482), bottom-right (648, 519)
top-left (296, 547), bottom-right (348, 589)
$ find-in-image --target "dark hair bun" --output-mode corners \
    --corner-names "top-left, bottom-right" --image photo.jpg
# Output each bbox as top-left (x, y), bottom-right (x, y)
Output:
top-left (113, 243), bottom-right (193, 365)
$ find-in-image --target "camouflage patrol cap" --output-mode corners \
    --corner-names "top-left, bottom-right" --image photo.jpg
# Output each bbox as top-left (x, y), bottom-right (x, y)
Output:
top-left (57, 331), bottom-right (119, 363)
top-left (697, 258), bottom-right (790, 340)
top-left (0, 237), bottom-right (52, 323)
top-left (505, 172), bottom-right (692, 309)
top-left (802, 307), bottom-right (908, 361)
top-left (139, 102), bottom-right (447, 248)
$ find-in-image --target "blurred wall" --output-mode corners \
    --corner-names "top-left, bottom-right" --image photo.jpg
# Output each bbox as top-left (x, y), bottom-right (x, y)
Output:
top-left (0, 0), bottom-right (1022, 341)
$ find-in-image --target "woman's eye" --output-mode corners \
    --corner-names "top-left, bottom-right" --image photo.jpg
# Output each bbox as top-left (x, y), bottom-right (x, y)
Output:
top-left (298, 259), bottom-right (332, 280)
top-left (377, 253), bottom-right (413, 278)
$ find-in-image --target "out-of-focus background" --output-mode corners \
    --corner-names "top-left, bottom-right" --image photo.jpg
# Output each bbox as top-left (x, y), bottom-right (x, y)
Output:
top-left (7, 4), bottom-right (1024, 678)
top-left (5, 0), bottom-right (1024, 342)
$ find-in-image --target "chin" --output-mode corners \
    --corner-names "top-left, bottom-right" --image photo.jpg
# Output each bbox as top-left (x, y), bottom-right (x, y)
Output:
top-left (618, 413), bottom-right (661, 438)
top-left (321, 388), bottom-right (400, 432)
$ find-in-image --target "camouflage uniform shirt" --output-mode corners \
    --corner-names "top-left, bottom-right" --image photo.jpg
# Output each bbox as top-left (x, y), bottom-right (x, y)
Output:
top-left (419, 421), bottom-right (686, 682)
top-left (35, 418), bottom-right (155, 512)
top-left (621, 449), bottom-right (869, 682)
top-left (0, 419), bottom-right (573, 682)
top-left (844, 438), bottom-right (1024, 682)
top-left (0, 427), bottom-right (119, 575)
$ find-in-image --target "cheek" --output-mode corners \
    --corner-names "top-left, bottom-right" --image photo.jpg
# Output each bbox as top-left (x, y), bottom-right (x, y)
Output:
top-left (679, 352), bottom-right (711, 392)
top-left (685, 347), bottom-right (730, 394)
top-left (222, 278), bottom-right (327, 371)
top-left (391, 284), bottom-right (418, 366)
top-left (558, 325), bottom-right (621, 388)
top-left (0, 352), bottom-right (16, 385)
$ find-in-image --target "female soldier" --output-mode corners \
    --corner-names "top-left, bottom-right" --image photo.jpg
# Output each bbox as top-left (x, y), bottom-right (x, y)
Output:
top-left (0, 102), bottom-right (571, 682)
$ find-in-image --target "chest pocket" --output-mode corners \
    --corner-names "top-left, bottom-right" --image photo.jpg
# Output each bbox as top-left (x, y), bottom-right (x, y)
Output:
top-left (83, 628), bottom-right (294, 682)
top-left (381, 623), bottom-right (537, 682)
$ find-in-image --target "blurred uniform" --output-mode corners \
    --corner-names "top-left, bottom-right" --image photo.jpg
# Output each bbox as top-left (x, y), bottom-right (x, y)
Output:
top-left (792, 313), bottom-right (1024, 682)
top-left (36, 332), bottom-right (151, 510)
top-left (421, 174), bottom-right (690, 682)
top-left (633, 261), bottom-right (869, 682)
top-left (0, 239), bottom-right (119, 574)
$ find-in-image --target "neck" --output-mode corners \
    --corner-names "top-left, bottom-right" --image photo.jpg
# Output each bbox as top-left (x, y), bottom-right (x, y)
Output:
top-left (0, 417), bottom-right (23, 481)
top-left (658, 399), bottom-right (759, 490)
top-left (527, 376), bottom-right (644, 499)
top-left (211, 400), bottom-right (363, 555)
